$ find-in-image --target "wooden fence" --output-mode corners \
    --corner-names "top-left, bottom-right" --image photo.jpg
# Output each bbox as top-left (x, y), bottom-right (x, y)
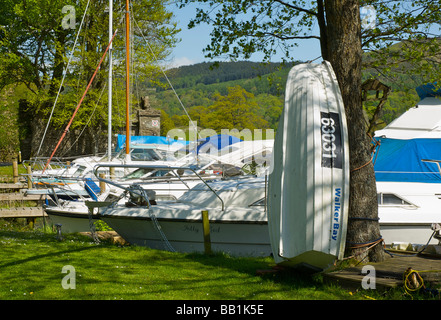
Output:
top-left (0, 161), bottom-right (48, 225)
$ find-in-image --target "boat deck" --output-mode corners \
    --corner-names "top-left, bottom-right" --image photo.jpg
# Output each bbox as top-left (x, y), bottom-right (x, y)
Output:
top-left (324, 252), bottom-right (441, 291)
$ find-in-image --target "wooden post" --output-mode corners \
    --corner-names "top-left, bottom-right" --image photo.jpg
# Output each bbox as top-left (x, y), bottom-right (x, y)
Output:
top-left (202, 210), bottom-right (212, 254)
top-left (110, 167), bottom-right (115, 180)
top-left (26, 165), bottom-right (33, 189)
top-left (99, 173), bottom-right (106, 193)
top-left (27, 218), bottom-right (36, 229)
top-left (12, 160), bottom-right (18, 183)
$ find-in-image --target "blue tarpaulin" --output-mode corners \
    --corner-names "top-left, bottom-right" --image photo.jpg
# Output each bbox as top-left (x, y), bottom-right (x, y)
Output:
top-left (416, 83), bottom-right (441, 100)
top-left (374, 137), bottom-right (441, 183)
top-left (196, 134), bottom-right (242, 153)
top-left (116, 135), bottom-right (189, 151)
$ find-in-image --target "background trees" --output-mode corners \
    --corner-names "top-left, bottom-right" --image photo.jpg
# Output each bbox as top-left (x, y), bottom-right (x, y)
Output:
top-left (0, 0), bottom-right (178, 158)
top-left (171, 85), bottom-right (270, 133)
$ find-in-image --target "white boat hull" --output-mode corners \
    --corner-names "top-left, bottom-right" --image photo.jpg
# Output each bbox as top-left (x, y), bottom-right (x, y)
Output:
top-left (45, 210), bottom-right (99, 233)
top-left (45, 210), bottom-right (440, 246)
top-left (100, 177), bottom-right (271, 257)
top-left (101, 214), bottom-right (271, 257)
top-left (377, 181), bottom-right (441, 245)
top-left (380, 224), bottom-right (437, 245)
top-left (268, 61), bottom-right (350, 271)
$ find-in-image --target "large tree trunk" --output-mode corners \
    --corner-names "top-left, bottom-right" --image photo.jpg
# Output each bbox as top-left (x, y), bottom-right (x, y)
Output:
top-left (323, 0), bottom-right (384, 262)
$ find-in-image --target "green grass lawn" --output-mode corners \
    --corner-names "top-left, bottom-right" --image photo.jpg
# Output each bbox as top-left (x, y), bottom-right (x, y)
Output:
top-left (0, 222), bottom-right (431, 302)
top-left (0, 164), bottom-right (26, 178)
top-left (0, 228), bottom-right (344, 301)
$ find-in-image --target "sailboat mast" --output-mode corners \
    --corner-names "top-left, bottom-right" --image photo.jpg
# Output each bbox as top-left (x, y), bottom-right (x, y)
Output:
top-left (125, 0), bottom-right (130, 160)
top-left (108, 0), bottom-right (113, 161)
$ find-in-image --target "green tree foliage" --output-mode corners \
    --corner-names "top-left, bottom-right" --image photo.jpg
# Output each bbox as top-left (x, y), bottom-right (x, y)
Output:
top-left (172, 1), bottom-right (441, 145)
top-left (158, 61), bottom-right (294, 91)
top-left (0, 86), bottom-right (20, 161)
top-left (202, 85), bottom-right (269, 131)
top-left (176, 1), bottom-right (441, 84)
top-left (150, 61), bottom-right (288, 130)
top-left (170, 85), bottom-right (273, 135)
top-left (175, 0), bottom-right (441, 134)
top-left (361, 1), bottom-right (441, 84)
top-left (159, 109), bottom-right (175, 136)
top-left (0, 0), bottom-right (179, 140)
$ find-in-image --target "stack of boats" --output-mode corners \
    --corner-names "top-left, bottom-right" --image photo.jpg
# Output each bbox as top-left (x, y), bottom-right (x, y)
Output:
top-left (33, 63), bottom-right (441, 270)
top-left (35, 135), bottom-right (272, 240)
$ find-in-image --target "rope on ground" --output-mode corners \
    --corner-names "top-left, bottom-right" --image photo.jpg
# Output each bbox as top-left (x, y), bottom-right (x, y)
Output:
top-left (403, 268), bottom-right (425, 293)
top-left (403, 268), bottom-right (441, 298)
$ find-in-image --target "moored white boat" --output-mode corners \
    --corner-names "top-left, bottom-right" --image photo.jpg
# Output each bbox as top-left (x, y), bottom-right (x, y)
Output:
top-left (377, 181), bottom-right (441, 246)
top-left (373, 85), bottom-right (441, 248)
top-left (99, 175), bottom-right (271, 257)
top-left (42, 164), bottom-right (222, 233)
top-left (41, 133), bottom-right (273, 234)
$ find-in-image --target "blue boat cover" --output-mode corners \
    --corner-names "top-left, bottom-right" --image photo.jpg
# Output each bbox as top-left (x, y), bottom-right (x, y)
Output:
top-left (416, 83), bottom-right (441, 100)
top-left (374, 137), bottom-right (441, 183)
top-left (116, 135), bottom-right (189, 151)
top-left (197, 134), bottom-right (242, 153)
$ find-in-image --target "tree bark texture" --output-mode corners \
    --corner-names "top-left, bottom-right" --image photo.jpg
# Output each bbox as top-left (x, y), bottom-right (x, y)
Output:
top-left (323, 0), bottom-right (384, 262)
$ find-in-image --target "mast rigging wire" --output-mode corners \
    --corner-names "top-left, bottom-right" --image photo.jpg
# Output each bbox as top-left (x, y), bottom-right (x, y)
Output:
top-left (36, 0), bottom-right (91, 158)
top-left (42, 29), bottom-right (119, 173)
top-left (131, 10), bottom-right (199, 139)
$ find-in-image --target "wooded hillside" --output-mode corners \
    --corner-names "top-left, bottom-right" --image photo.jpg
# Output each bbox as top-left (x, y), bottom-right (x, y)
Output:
top-left (146, 60), bottom-right (421, 138)
top-left (146, 61), bottom-right (294, 136)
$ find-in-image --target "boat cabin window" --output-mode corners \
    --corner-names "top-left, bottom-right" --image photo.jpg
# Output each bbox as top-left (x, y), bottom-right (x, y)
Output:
top-left (123, 168), bottom-right (172, 179)
top-left (377, 193), bottom-right (414, 207)
top-left (249, 198), bottom-right (266, 207)
top-left (72, 165), bottom-right (87, 177)
top-left (130, 148), bottom-right (163, 161)
top-left (156, 194), bottom-right (178, 202)
top-left (123, 168), bottom-right (154, 179)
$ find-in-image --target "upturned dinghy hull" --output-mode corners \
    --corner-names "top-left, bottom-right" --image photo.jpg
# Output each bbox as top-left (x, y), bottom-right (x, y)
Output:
top-left (268, 61), bottom-right (350, 271)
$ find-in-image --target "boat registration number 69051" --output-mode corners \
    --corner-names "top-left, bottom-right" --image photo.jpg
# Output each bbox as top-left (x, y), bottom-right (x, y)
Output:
top-left (320, 112), bottom-right (342, 169)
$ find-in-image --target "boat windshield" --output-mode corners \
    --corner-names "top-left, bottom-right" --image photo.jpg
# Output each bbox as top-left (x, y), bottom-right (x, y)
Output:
top-left (130, 148), bottom-right (163, 161)
top-left (113, 147), bottom-right (164, 161)
top-left (249, 198), bottom-right (266, 207)
top-left (122, 168), bottom-right (172, 180)
top-left (72, 165), bottom-right (87, 177)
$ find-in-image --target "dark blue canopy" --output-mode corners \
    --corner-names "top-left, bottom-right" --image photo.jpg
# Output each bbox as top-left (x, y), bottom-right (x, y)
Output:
top-left (416, 83), bottom-right (441, 100)
top-left (374, 137), bottom-right (441, 183)
top-left (197, 134), bottom-right (242, 153)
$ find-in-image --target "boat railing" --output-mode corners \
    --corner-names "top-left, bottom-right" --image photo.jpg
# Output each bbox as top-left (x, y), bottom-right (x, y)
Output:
top-left (36, 181), bottom-right (86, 207)
top-left (93, 164), bottom-right (225, 211)
top-left (35, 174), bottom-right (110, 206)
top-left (23, 157), bottom-right (69, 173)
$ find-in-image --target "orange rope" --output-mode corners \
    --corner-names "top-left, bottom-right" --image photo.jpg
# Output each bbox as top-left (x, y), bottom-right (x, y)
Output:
top-left (350, 133), bottom-right (381, 173)
top-left (351, 157), bottom-right (373, 173)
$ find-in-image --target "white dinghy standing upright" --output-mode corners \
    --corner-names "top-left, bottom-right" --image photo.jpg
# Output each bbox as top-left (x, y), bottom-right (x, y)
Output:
top-left (268, 61), bottom-right (350, 271)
